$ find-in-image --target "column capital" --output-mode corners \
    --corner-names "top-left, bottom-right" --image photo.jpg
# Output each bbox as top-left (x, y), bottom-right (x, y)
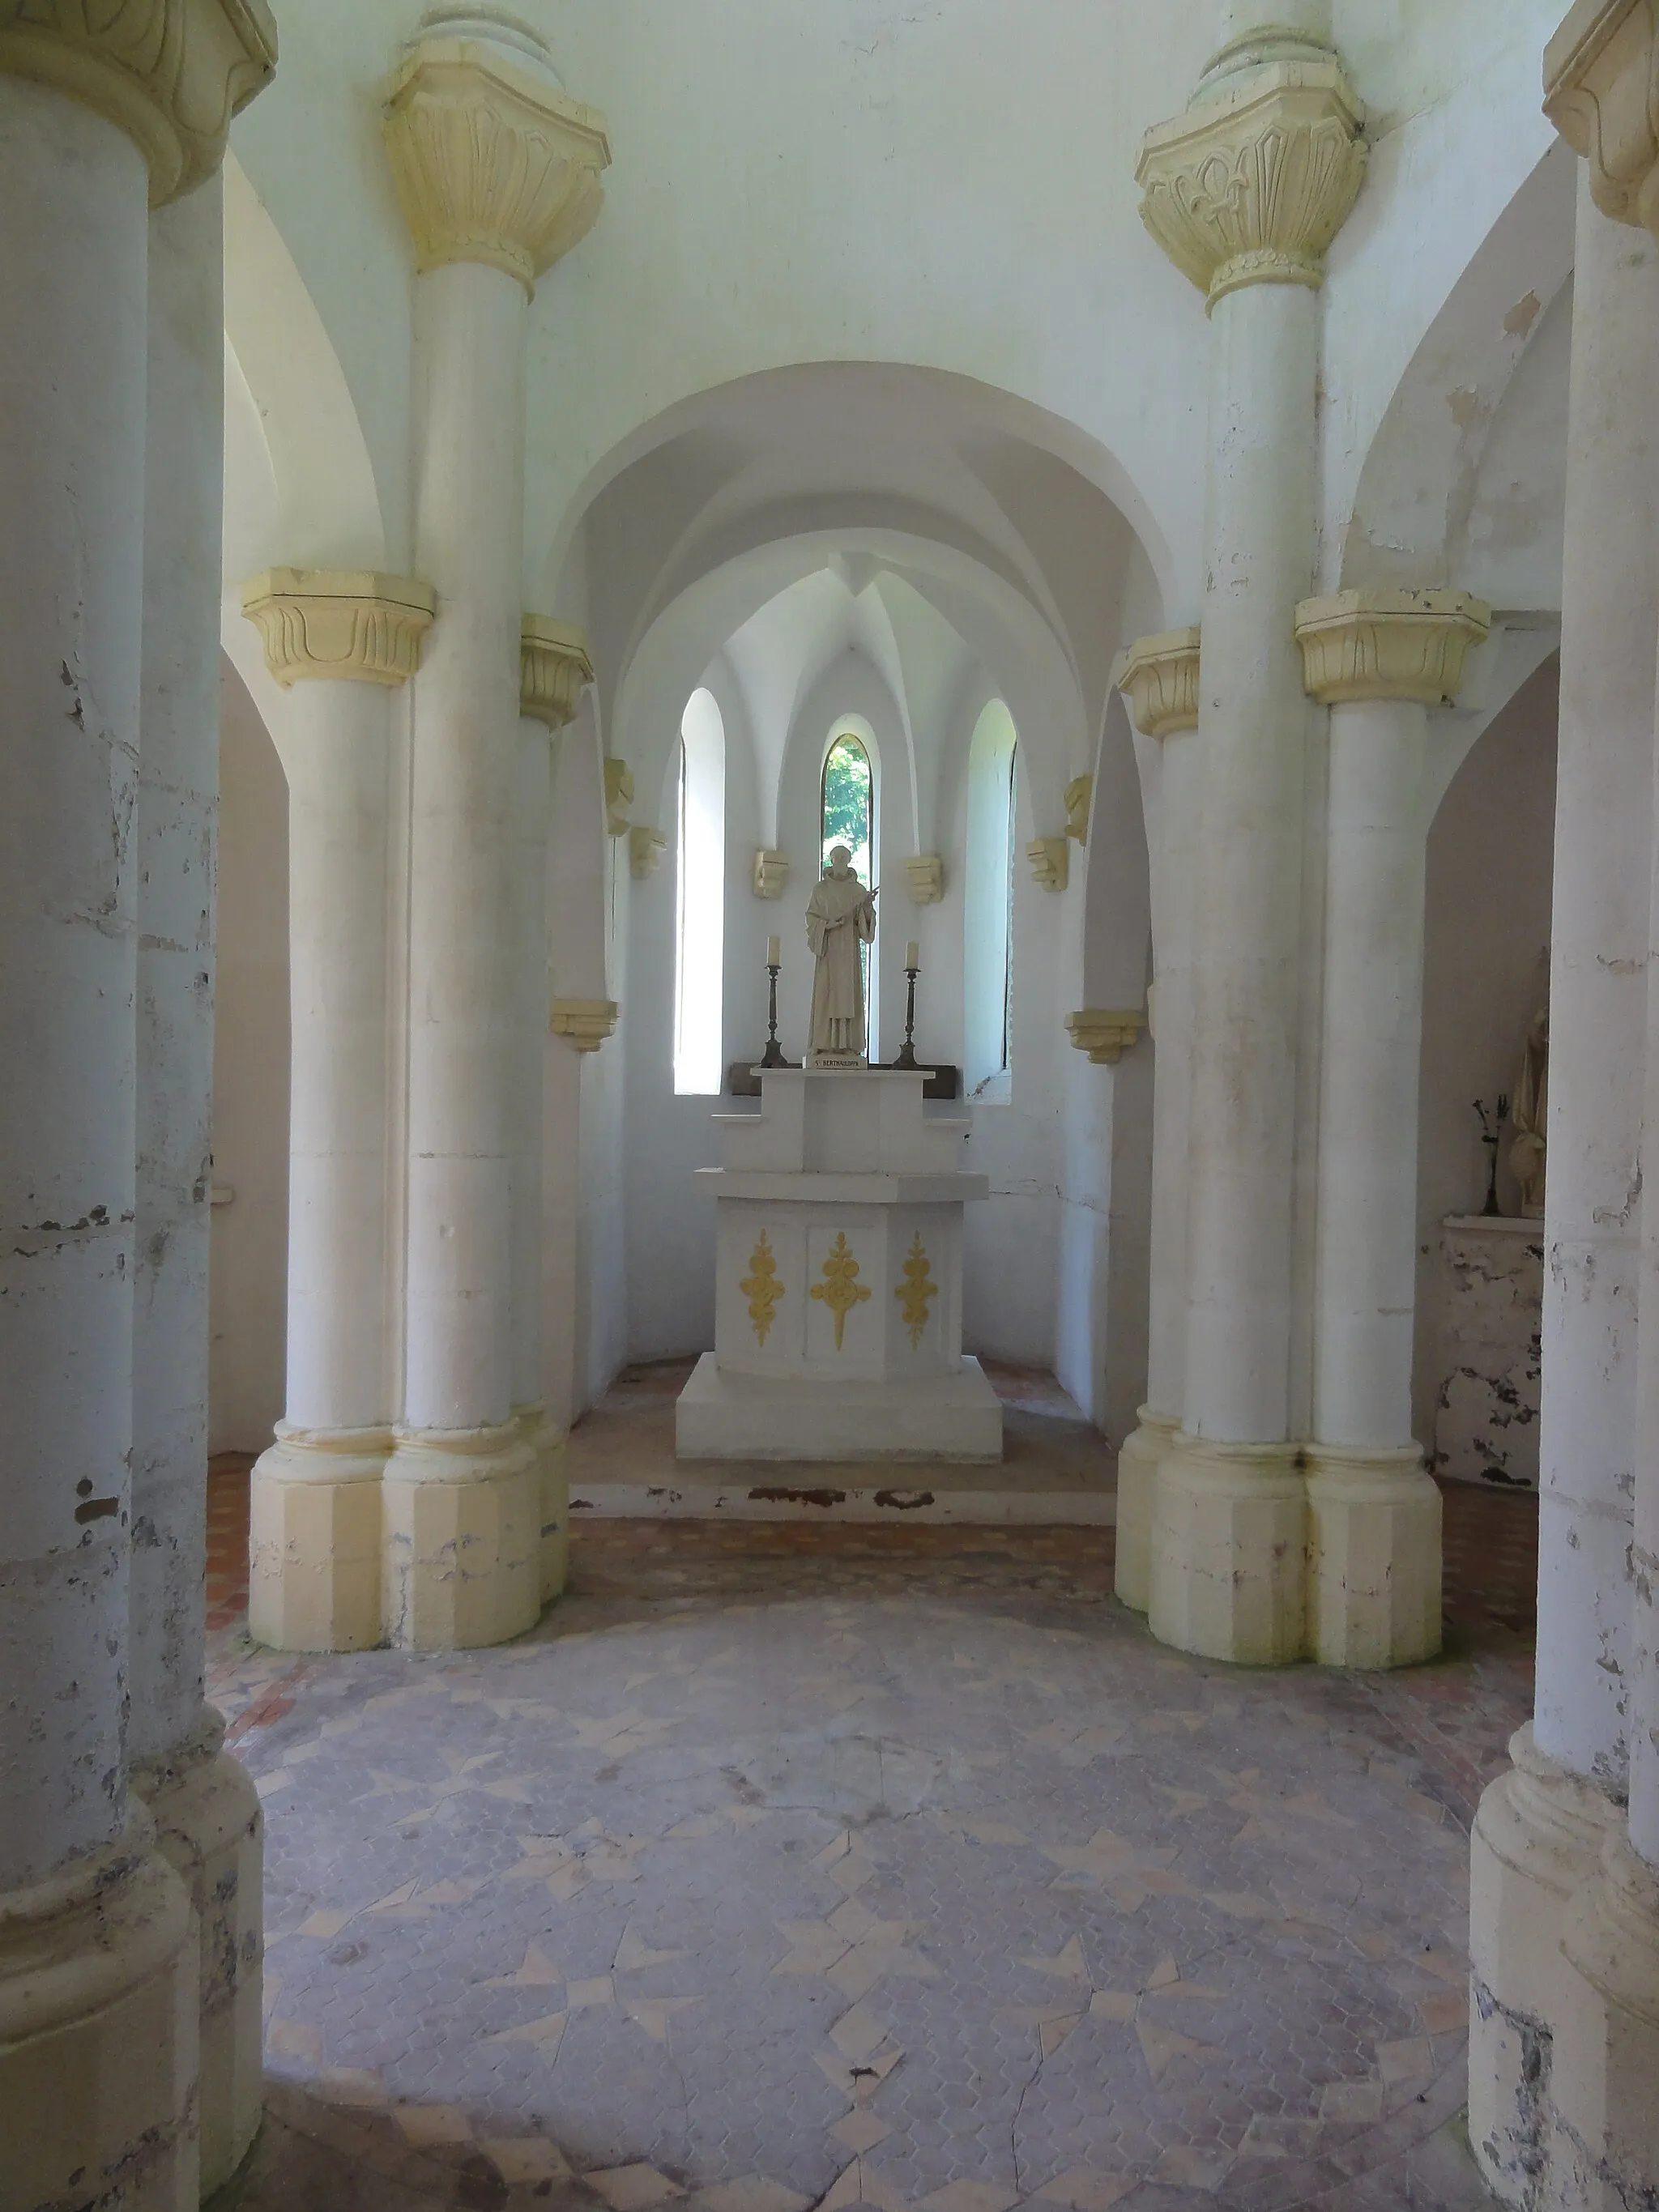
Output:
top-left (241, 569), bottom-right (437, 688)
top-left (1136, 38), bottom-right (1366, 309)
top-left (0, 0), bottom-right (275, 205)
top-left (382, 21), bottom-right (611, 292)
top-left (519, 614), bottom-right (592, 729)
top-left (1294, 588), bottom-right (1491, 706)
top-left (550, 996), bottom-right (618, 1051)
top-left (1065, 1009), bottom-right (1145, 1065)
top-left (1118, 627), bottom-right (1201, 738)
top-left (1546, 0), bottom-right (1659, 234)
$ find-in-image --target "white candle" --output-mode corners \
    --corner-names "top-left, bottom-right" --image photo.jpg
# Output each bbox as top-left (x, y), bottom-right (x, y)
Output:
top-left (904, 940), bottom-right (919, 972)
top-left (766, 935), bottom-right (781, 967)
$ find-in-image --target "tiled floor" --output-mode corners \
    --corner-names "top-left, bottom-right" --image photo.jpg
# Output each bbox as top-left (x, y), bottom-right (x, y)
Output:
top-left (206, 1385), bottom-right (1533, 2212)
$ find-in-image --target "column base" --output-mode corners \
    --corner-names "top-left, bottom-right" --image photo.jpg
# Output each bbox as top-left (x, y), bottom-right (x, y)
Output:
top-left (382, 1421), bottom-right (539, 1651)
top-left (249, 1424), bottom-right (389, 1652)
top-left (1149, 1434), bottom-right (1307, 1664)
top-left (1547, 1829), bottom-right (1659, 2209)
top-left (1304, 1442), bottom-right (1442, 1668)
top-left (0, 1814), bottom-right (198, 2211)
top-left (515, 1403), bottom-right (569, 1605)
top-left (1114, 1407), bottom-right (1179, 1613)
top-left (131, 1707), bottom-right (263, 2196)
top-left (1468, 1725), bottom-right (1614, 2206)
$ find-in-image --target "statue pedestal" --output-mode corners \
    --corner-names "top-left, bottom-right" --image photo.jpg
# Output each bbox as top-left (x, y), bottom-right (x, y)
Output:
top-left (676, 1068), bottom-right (1003, 1461)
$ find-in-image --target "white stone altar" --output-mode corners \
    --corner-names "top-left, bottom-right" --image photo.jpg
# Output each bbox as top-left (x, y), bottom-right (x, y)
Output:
top-left (675, 1068), bottom-right (1004, 1460)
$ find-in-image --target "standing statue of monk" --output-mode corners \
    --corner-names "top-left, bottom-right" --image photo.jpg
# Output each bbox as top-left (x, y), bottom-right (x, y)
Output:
top-left (805, 845), bottom-right (877, 1065)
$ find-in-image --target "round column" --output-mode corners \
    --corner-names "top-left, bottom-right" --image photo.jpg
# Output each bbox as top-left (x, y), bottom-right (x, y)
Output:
top-left (0, 9), bottom-right (274, 2204)
top-left (241, 572), bottom-right (435, 1652)
top-left (129, 173), bottom-right (267, 2195)
top-left (1136, 20), bottom-right (1367, 1662)
top-left (1113, 629), bottom-right (1201, 1610)
top-left (1294, 590), bottom-right (1488, 1668)
top-left (1481, 21), bottom-right (1659, 2205)
top-left (516, 616), bottom-right (593, 1604)
top-left (381, 11), bottom-right (609, 1650)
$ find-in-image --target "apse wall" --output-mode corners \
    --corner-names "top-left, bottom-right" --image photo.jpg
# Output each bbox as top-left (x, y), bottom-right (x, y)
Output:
top-left (1411, 656), bottom-right (1559, 1446)
top-left (617, 667), bottom-right (1078, 1379)
top-left (210, 661), bottom-right (290, 1455)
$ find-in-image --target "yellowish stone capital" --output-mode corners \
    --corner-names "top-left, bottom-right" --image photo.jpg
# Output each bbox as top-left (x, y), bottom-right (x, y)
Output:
top-left (1065, 1009), bottom-right (1145, 1065)
top-left (629, 825), bottom-right (667, 880)
top-left (1294, 588), bottom-right (1491, 707)
top-left (241, 569), bottom-right (437, 688)
top-left (1027, 837), bottom-right (1069, 893)
top-left (1064, 775), bottom-right (1093, 844)
top-left (1546, 0), bottom-right (1659, 234)
top-left (519, 614), bottom-right (591, 729)
top-left (0, 0), bottom-right (276, 205)
top-left (603, 757), bottom-right (633, 837)
top-left (550, 996), bottom-right (618, 1051)
top-left (382, 25), bottom-right (611, 292)
top-left (753, 849), bottom-right (790, 900)
top-left (1137, 38), bottom-right (1366, 309)
top-left (905, 854), bottom-right (945, 905)
top-left (1118, 627), bottom-right (1202, 738)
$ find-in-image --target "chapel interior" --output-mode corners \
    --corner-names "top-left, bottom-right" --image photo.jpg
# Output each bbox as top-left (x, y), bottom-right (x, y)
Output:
top-left (4, 3), bottom-right (1658, 2209)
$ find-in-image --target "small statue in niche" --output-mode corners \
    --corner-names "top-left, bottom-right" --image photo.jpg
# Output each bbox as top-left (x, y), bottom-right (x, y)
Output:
top-left (805, 845), bottom-right (876, 1066)
top-left (1509, 1001), bottom-right (1549, 1219)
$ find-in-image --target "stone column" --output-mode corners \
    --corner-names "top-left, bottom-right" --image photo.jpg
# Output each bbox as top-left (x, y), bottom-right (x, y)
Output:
top-left (1459, 12), bottom-right (1659, 2205)
top-left (1294, 590), bottom-right (1488, 1669)
top-left (1112, 629), bottom-right (1201, 1611)
top-left (1136, 17), bottom-right (1366, 1663)
top-left (381, 13), bottom-right (609, 1650)
top-left (128, 173), bottom-right (268, 2195)
top-left (516, 615), bottom-right (593, 1604)
top-left (241, 572), bottom-right (435, 1653)
top-left (0, 11), bottom-right (274, 2205)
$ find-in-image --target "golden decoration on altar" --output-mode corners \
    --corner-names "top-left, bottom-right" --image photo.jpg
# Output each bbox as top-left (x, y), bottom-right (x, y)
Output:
top-left (740, 1232), bottom-right (785, 1347)
top-left (810, 1230), bottom-right (872, 1350)
top-left (895, 1234), bottom-right (938, 1349)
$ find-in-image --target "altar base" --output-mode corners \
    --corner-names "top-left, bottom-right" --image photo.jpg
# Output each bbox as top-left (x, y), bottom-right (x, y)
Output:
top-left (676, 1068), bottom-right (1002, 1464)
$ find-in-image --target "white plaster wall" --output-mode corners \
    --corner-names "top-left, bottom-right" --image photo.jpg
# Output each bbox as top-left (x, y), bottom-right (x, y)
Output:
top-left (209, 658), bottom-right (289, 1453)
top-left (1411, 655), bottom-right (1559, 1447)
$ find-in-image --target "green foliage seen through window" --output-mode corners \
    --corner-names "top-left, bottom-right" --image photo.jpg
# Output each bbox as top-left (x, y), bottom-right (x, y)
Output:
top-left (821, 732), bottom-right (872, 884)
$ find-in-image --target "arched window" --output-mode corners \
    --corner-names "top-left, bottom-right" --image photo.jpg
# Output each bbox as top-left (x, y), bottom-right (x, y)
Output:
top-left (674, 688), bottom-right (725, 1094)
top-left (821, 729), bottom-right (872, 884)
top-left (965, 699), bottom-right (1018, 1097)
top-left (821, 726), bottom-right (876, 1050)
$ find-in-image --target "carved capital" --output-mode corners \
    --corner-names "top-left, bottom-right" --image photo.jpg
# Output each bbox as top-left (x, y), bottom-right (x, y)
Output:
top-left (1545, 0), bottom-right (1659, 233)
top-left (519, 614), bottom-right (591, 729)
top-left (752, 849), bottom-right (790, 901)
top-left (0, 0), bottom-right (276, 204)
top-left (603, 757), bottom-right (633, 838)
top-left (1137, 42), bottom-right (1366, 309)
top-left (382, 23), bottom-right (611, 292)
top-left (1119, 628), bottom-right (1202, 738)
top-left (549, 995), bottom-right (617, 1052)
top-left (241, 569), bottom-right (436, 688)
top-left (905, 854), bottom-right (945, 906)
top-left (629, 826), bottom-right (667, 880)
top-left (1064, 775), bottom-right (1093, 845)
top-left (1066, 1010), bottom-right (1145, 1066)
top-left (1294, 589), bottom-right (1491, 707)
top-left (1027, 837), bottom-right (1069, 893)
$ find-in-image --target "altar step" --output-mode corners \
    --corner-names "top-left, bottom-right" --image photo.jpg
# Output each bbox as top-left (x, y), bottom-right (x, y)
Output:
top-left (565, 1357), bottom-right (1117, 1525)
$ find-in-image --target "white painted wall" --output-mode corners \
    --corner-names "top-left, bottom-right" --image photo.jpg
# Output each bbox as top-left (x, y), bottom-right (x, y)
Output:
top-left (209, 659), bottom-right (289, 1453)
top-left (1412, 655), bottom-right (1559, 1446)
